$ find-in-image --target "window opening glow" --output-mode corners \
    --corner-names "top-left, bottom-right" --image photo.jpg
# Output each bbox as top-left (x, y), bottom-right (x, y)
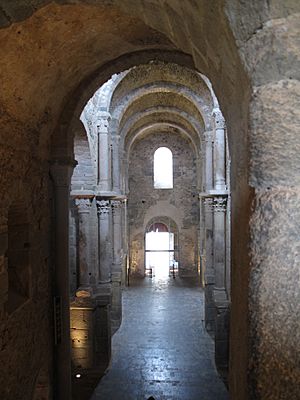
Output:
top-left (145, 225), bottom-right (174, 279)
top-left (154, 147), bottom-right (173, 189)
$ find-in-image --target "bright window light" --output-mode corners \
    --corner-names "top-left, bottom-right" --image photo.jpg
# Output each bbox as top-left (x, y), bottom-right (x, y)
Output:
top-left (154, 147), bottom-right (173, 189)
top-left (145, 231), bottom-right (174, 278)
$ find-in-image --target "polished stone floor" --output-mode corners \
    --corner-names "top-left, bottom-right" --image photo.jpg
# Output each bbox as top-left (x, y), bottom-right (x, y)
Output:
top-left (90, 276), bottom-right (229, 400)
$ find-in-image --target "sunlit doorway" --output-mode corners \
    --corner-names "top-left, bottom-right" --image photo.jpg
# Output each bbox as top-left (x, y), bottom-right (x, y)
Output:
top-left (145, 221), bottom-right (178, 279)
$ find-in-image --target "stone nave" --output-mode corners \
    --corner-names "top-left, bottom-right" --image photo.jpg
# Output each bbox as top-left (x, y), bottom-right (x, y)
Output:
top-left (0, 1), bottom-right (299, 399)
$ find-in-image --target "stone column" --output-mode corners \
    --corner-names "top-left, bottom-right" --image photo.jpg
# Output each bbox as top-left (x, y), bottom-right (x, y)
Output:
top-left (213, 196), bottom-right (227, 298)
top-left (50, 160), bottom-right (76, 400)
top-left (96, 112), bottom-right (111, 192)
top-left (212, 108), bottom-right (226, 191)
top-left (111, 200), bottom-right (123, 270)
top-left (75, 198), bottom-right (92, 297)
top-left (121, 152), bottom-right (129, 194)
top-left (111, 200), bottom-right (123, 331)
top-left (204, 131), bottom-right (214, 190)
top-left (97, 200), bottom-right (111, 283)
top-left (112, 135), bottom-right (121, 193)
top-left (122, 199), bottom-right (128, 284)
top-left (212, 196), bottom-right (229, 371)
top-left (203, 196), bottom-right (215, 333)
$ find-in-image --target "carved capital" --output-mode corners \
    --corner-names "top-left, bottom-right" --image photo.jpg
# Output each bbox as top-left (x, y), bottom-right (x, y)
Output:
top-left (95, 112), bottom-right (111, 134)
top-left (204, 196), bottom-right (227, 212)
top-left (213, 197), bottom-right (227, 212)
top-left (204, 197), bottom-right (214, 212)
top-left (97, 200), bottom-right (110, 215)
top-left (111, 200), bottom-right (122, 215)
top-left (212, 108), bottom-right (226, 130)
top-left (75, 198), bottom-right (92, 213)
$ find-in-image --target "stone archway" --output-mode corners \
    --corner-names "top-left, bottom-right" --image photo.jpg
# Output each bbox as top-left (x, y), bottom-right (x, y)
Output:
top-left (145, 217), bottom-right (179, 279)
top-left (0, 3), bottom-right (299, 400)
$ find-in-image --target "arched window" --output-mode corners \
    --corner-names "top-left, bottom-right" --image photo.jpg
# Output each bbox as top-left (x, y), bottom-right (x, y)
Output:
top-left (154, 147), bottom-right (173, 189)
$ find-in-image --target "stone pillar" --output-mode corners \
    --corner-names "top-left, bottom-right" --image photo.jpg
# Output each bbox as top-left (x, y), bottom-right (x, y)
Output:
top-left (111, 200), bottom-right (123, 270)
top-left (204, 131), bottom-right (214, 190)
top-left (203, 197), bottom-right (215, 333)
top-left (96, 112), bottom-right (111, 192)
top-left (111, 200), bottom-right (123, 331)
top-left (212, 108), bottom-right (226, 191)
top-left (122, 199), bottom-right (128, 284)
top-left (212, 195), bottom-right (229, 372)
top-left (112, 135), bottom-right (121, 193)
top-left (75, 198), bottom-right (92, 297)
top-left (50, 160), bottom-right (76, 400)
top-left (97, 200), bottom-right (111, 283)
top-left (122, 153), bottom-right (129, 194)
top-left (213, 197), bottom-right (227, 297)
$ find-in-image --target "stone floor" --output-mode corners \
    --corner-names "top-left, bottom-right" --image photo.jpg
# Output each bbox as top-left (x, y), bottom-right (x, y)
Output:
top-left (90, 276), bottom-right (229, 400)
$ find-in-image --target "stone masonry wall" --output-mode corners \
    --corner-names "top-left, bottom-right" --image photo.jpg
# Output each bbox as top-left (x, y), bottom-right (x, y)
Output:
top-left (71, 129), bottom-right (95, 192)
top-left (0, 158), bottom-right (53, 399)
top-left (128, 129), bottom-right (199, 276)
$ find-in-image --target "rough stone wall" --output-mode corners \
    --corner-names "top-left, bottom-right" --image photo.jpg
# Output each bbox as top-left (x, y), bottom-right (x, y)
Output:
top-left (128, 129), bottom-right (199, 276)
top-left (71, 129), bottom-right (95, 192)
top-left (0, 163), bottom-right (53, 399)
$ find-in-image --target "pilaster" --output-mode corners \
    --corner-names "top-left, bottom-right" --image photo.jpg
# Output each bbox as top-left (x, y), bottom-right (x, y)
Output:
top-left (50, 159), bottom-right (76, 400)
top-left (96, 112), bottom-right (111, 192)
top-left (212, 108), bottom-right (226, 191)
top-left (97, 199), bottom-right (112, 284)
top-left (75, 198), bottom-right (92, 297)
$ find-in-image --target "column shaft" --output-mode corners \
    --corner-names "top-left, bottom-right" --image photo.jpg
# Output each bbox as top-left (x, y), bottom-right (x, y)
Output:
top-left (97, 113), bottom-right (111, 191)
top-left (97, 200), bottom-right (111, 283)
top-left (204, 131), bottom-right (214, 190)
top-left (75, 199), bottom-right (92, 292)
top-left (212, 108), bottom-right (226, 190)
top-left (112, 201), bottom-right (122, 269)
top-left (112, 136), bottom-right (121, 192)
top-left (213, 198), bottom-right (226, 289)
top-left (50, 161), bottom-right (75, 400)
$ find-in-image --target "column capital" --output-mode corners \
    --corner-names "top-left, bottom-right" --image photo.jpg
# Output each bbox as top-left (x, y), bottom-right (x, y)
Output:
top-left (212, 107), bottom-right (226, 130)
top-left (204, 197), bottom-right (214, 212)
top-left (203, 195), bottom-right (227, 212)
top-left (213, 196), bottom-right (227, 212)
top-left (94, 111), bottom-right (111, 134)
top-left (96, 200), bottom-right (110, 215)
top-left (75, 198), bottom-right (92, 214)
top-left (111, 200), bottom-right (122, 215)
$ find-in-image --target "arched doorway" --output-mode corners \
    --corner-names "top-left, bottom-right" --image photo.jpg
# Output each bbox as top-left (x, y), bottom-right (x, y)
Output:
top-left (145, 219), bottom-right (178, 279)
top-left (69, 59), bottom-right (230, 398)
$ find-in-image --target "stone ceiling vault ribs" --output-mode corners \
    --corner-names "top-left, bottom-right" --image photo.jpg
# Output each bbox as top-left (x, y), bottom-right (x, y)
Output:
top-left (121, 109), bottom-right (202, 154)
top-left (108, 61), bottom-right (213, 110)
top-left (61, 50), bottom-right (197, 159)
top-left (112, 82), bottom-right (211, 131)
top-left (116, 91), bottom-right (205, 133)
top-left (125, 122), bottom-right (199, 159)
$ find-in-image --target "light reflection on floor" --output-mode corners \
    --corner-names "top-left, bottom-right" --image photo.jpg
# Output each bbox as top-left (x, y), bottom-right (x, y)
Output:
top-left (90, 277), bottom-right (229, 400)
